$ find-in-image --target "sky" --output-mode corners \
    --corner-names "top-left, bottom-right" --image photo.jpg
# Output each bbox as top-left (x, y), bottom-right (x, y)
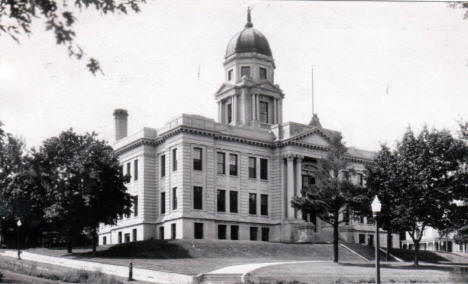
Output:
top-left (1, 0), bottom-right (468, 151)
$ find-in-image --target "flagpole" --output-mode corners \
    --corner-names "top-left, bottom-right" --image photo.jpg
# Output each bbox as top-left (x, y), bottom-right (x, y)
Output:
top-left (311, 65), bottom-right (315, 115)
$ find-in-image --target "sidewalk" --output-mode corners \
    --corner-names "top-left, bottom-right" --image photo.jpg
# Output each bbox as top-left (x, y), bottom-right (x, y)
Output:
top-left (0, 250), bottom-right (193, 284)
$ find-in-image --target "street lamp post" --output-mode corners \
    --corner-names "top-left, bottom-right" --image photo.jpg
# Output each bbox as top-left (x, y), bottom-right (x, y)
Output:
top-left (17, 219), bottom-right (22, 260)
top-left (371, 196), bottom-right (382, 284)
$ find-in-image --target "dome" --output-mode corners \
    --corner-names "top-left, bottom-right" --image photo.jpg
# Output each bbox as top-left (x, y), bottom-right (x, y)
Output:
top-left (225, 10), bottom-right (272, 58)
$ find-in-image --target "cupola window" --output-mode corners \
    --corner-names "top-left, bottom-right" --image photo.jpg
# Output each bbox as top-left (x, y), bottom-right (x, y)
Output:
top-left (241, 66), bottom-right (251, 78)
top-left (228, 69), bottom-right (233, 81)
top-left (259, 67), bottom-right (267, 80)
top-left (259, 101), bottom-right (269, 123)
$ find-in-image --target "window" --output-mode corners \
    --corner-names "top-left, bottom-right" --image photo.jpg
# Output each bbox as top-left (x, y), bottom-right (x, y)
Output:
top-left (194, 223), bottom-right (204, 239)
top-left (342, 170), bottom-right (350, 181)
top-left (125, 233), bottom-right (130, 243)
top-left (259, 101), bottom-right (268, 123)
top-left (359, 215), bottom-right (365, 224)
top-left (359, 234), bottom-right (366, 244)
top-left (133, 196), bottom-right (139, 217)
top-left (260, 159), bottom-right (268, 180)
top-left (217, 152), bottom-right (226, 174)
top-left (259, 67), bottom-right (267, 79)
top-left (261, 194), bottom-right (268, 216)
top-left (261, 228), bottom-right (269, 241)
top-left (227, 103), bottom-right (232, 123)
top-left (357, 173), bottom-right (364, 186)
top-left (193, 186), bottom-right (203, 210)
top-left (249, 193), bottom-right (257, 215)
top-left (172, 149), bottom-right (177, 171)
top-left (126, 162), bottom-right (131, 178)
top-left (228, 69), bottom-right (233, 81)
top-left (159, 226), bottom-right (164, 240)
top-left (118, 232), bottom-right (122, 244)
top-left (230, 191), bottom-right (238, 213)
top-left (217, 190), bottom-right (226, 212)
top-left (241, 66), bottom-right (251, 77)
top-left (103, 236), bottom-right (107, 245)
top-left (193, 148), bottom-right (202, 171)
top-left (160, 192), bottom-right (166, 214)
top-left (161, 155), bottom-right (166, 177)
top-left (250, 227), bottom-right (258, 241)
top-left (119, 165), bottom-right (123, 177)
top-left (218, 225), bottom-right (227, 240)
top-left (171, 223), bottom-right (176, 239)
top-left (302, 175), bottom-right (316, 188)
top-left (248, 157), bottom-right (256, 178)
top-left (132, 228), bottom-right (137, 242)
top-left (172, 187), bottom-right (177, 210)
top-left (231, 225), bottom-right (239, 240)
top-left (344, 208), bottom-right (349, 225)
top-left (134, 159), bottom-right (138, 181)
top-left (229, 154), bottom-right (238, 176)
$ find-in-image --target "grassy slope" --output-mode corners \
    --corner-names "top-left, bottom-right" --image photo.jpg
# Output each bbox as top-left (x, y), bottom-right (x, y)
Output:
top-left (389, 248), bottom-right (448, 263)
top-left (28, 240), bottom-right (362, 275)
top-left (343, 243), bottom-right (396, 261)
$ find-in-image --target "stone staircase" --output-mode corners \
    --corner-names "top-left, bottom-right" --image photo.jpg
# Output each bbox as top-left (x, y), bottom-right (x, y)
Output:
top-left (199, 273), bottom-right (243, 284)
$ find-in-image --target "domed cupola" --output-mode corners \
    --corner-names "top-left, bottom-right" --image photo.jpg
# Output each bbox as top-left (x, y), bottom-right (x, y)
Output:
top-left (225, 11), bottom-right (272, 58)
top-left (215, 8), bottom-right (284, 128)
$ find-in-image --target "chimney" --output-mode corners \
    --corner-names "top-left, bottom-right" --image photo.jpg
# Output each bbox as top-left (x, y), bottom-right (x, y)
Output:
top-left (113, 109), bottom-right (128, 141)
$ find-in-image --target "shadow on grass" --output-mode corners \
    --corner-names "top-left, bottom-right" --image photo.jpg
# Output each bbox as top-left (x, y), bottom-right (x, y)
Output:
top-left (71, 240), bottom-right (192, 259)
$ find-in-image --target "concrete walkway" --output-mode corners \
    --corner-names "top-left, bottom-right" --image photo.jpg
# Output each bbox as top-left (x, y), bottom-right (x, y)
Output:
top-left (199, 260), bottom-right (332, 283)
top-left (0, 250), bottom-right (193, 284)
top-left (207, 260), bottom-right (329, 274)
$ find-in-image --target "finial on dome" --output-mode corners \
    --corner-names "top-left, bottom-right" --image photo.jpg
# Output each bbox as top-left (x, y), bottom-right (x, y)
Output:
top-left (245, 7), bottom-right (253, 28)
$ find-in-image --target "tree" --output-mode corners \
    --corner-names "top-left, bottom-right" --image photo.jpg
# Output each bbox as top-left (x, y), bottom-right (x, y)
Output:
top-left (292, 135), bottom-right (368, 263)
top-left (365, 145), bottom-right (407, 261)
top-left (0, 124), bottom-right (47, 247)
top-left (0, 0), bottom-right (144, 74)
top-left (371, 127), bottom-right (468, 267)
top-left (36, 129), bottom-right (131, 253)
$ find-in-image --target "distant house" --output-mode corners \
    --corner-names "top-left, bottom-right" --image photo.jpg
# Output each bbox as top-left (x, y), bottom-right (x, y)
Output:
top-left (98, 11), bottom-right (399, 247)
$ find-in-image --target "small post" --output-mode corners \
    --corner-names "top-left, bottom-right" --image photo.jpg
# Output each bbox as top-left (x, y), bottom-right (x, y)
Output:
top-left (128, 262), bottom-right (133, 281)
top-left (375, 218), bottom-right (381, 284)
top-left (17, 219), bottom-right (22, 260)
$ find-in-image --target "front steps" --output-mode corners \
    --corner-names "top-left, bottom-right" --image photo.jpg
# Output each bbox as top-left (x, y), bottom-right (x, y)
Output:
top-left (199, 273), bottom-right (242, 284)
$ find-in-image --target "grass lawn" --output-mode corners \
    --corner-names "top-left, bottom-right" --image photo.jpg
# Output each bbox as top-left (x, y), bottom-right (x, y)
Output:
top-left (27, 240), bottom-right (362, 275)
top-left (249, 261), bottom-right (468, 284)
top-left (0, 255), bottom-right (152, 284)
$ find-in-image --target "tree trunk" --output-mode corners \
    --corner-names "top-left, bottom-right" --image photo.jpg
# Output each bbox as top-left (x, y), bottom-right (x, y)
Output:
top-left (386, 231), bottom-right (392, 261)
top-left (333, 214), bottom-right (339, 263)
top-left (92, 228), bottom-right (97, 254)
top-left (414, 241), bottom-right (419, 268)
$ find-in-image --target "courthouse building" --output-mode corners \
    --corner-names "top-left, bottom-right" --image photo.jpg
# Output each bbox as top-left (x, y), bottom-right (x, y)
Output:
top-left (98, 11), bottom-right (400, 246)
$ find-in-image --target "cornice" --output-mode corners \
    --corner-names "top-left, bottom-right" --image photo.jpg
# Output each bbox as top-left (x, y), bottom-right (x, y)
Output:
top-left (113, 125), bottom-right (374, 164)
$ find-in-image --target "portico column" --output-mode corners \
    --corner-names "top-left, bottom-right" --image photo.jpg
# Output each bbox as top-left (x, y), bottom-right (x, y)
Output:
top-left (296, 156), bottom-right (303, 219)
top-left (287, 155), bottom-right (295, 219)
